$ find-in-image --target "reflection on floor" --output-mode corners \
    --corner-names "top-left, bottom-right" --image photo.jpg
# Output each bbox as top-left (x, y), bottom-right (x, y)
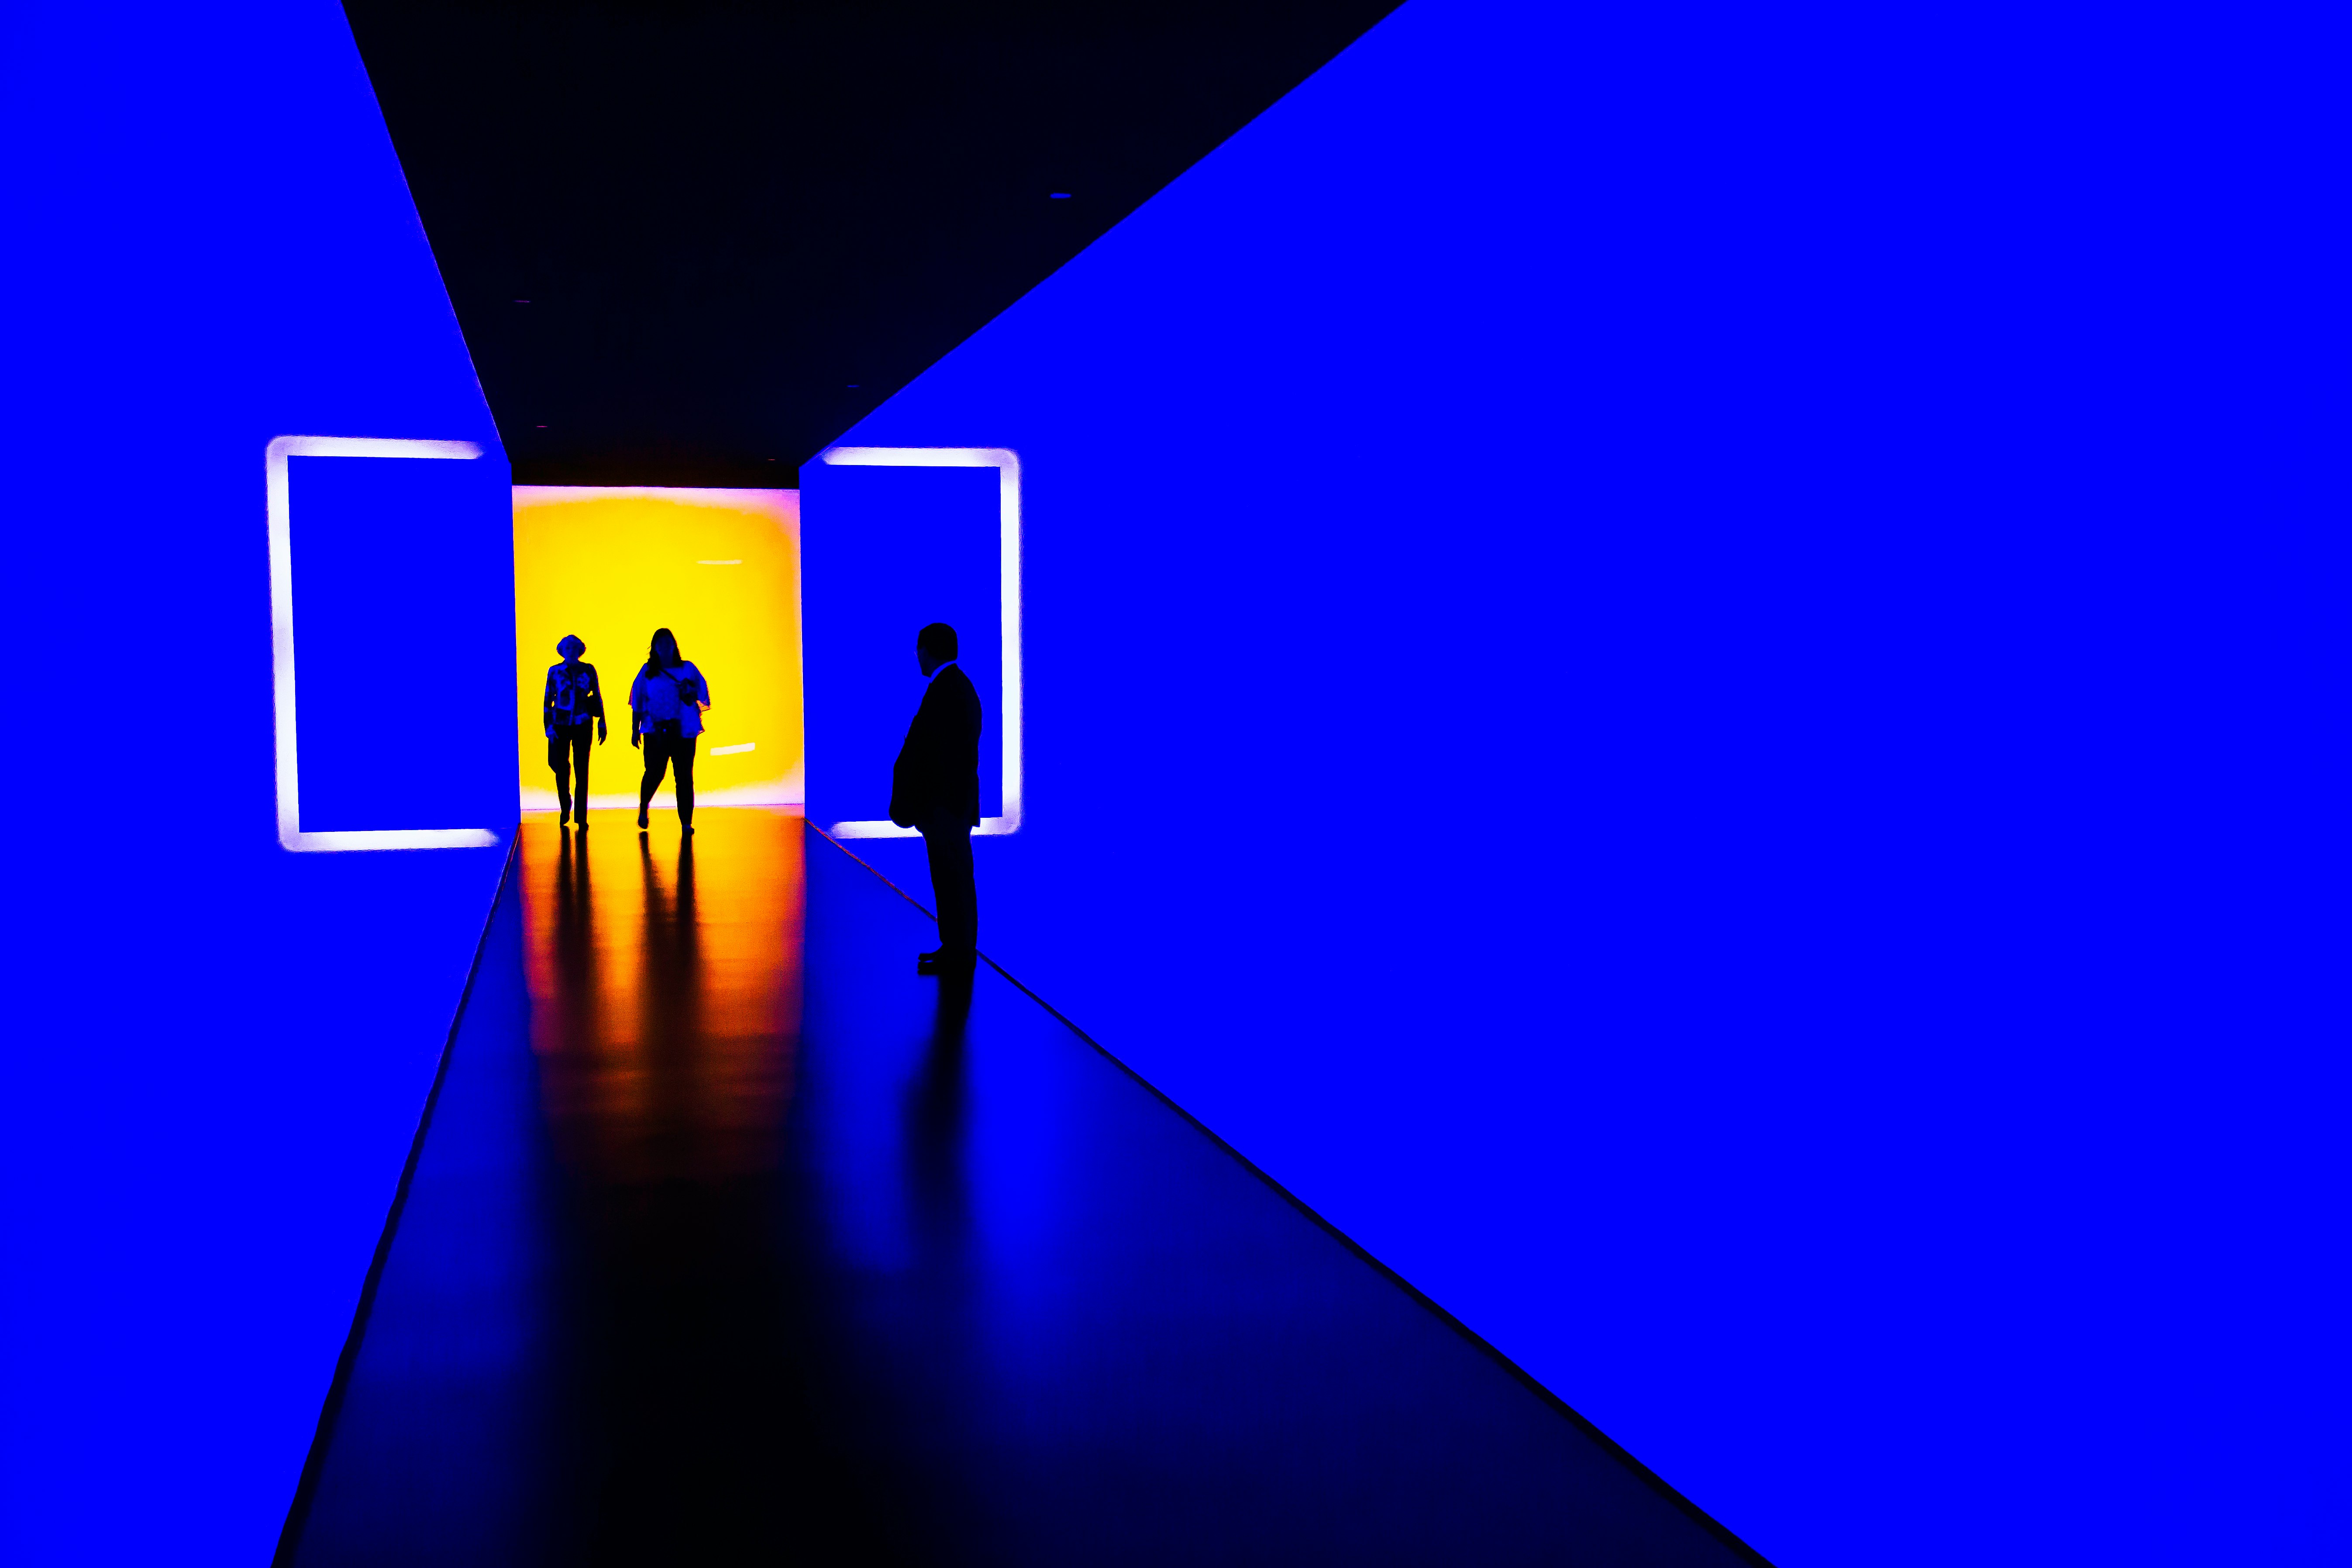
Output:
top-left (281, 810), bottom-right (1755, 1566)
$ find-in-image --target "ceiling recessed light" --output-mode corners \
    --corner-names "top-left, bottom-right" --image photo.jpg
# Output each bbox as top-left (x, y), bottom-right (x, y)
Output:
top-left (513, 298), bottom-right (530, 303)
top-left (1049, 192), bottom-right (1072, 199)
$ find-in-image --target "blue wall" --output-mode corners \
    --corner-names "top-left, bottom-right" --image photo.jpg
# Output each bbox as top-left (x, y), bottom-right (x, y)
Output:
top-left (810, 2), bottom-right (2347, 1561)
top-left (2, 5), bottom-right (513, 1561)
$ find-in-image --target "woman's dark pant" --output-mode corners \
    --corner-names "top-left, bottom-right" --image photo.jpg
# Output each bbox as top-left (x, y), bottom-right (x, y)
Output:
top-left (547, 726), bottom-right (592, 819)
top-left (639, 731), bottom-right (697, 825)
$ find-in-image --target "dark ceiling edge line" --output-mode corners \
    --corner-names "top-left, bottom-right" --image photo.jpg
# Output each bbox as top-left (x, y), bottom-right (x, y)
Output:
top-left (811, 0), bottom-right (1413, 468)
top-left (348, 0), bottom-right (1410, 486)
top-left (342, 0), bottom-right (509, 455)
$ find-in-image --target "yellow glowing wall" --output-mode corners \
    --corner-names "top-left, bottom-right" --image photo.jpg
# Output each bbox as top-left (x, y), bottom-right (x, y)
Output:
top-left (513, 487), bottom-right (802, 810)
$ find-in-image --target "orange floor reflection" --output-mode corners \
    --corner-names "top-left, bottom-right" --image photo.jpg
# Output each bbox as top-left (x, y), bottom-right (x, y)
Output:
top-left (520, 808), bottom-right (806, 1185)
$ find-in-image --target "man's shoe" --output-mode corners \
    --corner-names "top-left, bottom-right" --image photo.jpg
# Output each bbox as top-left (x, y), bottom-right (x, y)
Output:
top-left (636, 807), bottom-right (650, 830)
top-left (917, 948), bottom-right (975, 974)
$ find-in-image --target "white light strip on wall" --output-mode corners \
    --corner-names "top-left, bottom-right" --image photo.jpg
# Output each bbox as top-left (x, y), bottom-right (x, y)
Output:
top-left (266, 435), bottom-right (500, 853)
top-left (816, 445), bottom-right (1023, 839)
top-left (709, 742), bottom-right (758, 755)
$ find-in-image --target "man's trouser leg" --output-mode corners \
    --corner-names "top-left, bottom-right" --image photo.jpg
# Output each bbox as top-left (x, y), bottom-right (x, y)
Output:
top-left (921, 822), bottom-right (977, 957)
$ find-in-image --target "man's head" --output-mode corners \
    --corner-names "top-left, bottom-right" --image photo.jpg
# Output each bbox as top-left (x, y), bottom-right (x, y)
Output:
top-left (917, 622), bottom-right (957, 676)
top-left (557, 634), bottom-right (586, 661)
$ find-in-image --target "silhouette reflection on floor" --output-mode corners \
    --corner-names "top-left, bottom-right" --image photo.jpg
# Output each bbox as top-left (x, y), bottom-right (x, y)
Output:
top-left (281, 810), bottom-right (1756, 1567)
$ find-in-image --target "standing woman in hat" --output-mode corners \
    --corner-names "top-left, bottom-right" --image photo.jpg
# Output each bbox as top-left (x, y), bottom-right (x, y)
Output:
top-left (630, 627), bottom-right (712, 834)
top-left (543, 634), bottom-right (607, 828)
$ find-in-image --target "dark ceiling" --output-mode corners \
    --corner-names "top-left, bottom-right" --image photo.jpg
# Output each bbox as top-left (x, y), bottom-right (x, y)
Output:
top-left (344, 0), bottom-right (1400, 486)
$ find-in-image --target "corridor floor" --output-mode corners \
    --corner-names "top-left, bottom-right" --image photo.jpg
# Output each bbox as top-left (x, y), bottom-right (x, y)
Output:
top-left (278, 810), bottom-right (1756, 1566)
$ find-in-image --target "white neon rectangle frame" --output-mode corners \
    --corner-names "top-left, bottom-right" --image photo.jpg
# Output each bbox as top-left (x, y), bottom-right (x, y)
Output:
top-left (266, 434), bottom-right (500, 852)
top-left (816, 445), bottom-right (1023, 838)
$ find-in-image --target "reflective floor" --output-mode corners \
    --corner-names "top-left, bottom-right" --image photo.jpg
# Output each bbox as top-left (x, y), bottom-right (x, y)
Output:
top-left (282, 810), bottom-right (1753, 1566)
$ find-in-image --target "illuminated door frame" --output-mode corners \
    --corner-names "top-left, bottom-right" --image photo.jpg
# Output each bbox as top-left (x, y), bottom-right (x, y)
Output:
top-left (266, 435), bottom-right (500, 852)
top-left (816, 445), bottom-right (1023, 838)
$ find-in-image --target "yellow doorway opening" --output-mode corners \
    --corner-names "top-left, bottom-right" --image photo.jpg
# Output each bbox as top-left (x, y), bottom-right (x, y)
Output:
top-left (512, 486), bottom-right (802, 813)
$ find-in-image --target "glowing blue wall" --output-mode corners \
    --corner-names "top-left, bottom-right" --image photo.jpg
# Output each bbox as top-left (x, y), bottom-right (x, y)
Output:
top-left (2, 5), bottom-right (513, 1561)
top-left (811, 2), bottom-right (2345, 1561)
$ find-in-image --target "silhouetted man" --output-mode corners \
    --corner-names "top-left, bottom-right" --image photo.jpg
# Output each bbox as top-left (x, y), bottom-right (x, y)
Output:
top-left (891, 622), bottom-right (982, 973)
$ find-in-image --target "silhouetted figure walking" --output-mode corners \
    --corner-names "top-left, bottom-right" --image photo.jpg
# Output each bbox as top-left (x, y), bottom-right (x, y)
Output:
top-left (630, 627), bottom-right (711, 835)
top-left (891, 622), bottom-right (982, 973)
top-left (543, 634), bottom-right (607, 828)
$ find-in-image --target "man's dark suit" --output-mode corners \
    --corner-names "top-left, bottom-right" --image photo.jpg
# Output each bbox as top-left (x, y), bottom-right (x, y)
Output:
top-left (890, 662), bottom-right (983, 958)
